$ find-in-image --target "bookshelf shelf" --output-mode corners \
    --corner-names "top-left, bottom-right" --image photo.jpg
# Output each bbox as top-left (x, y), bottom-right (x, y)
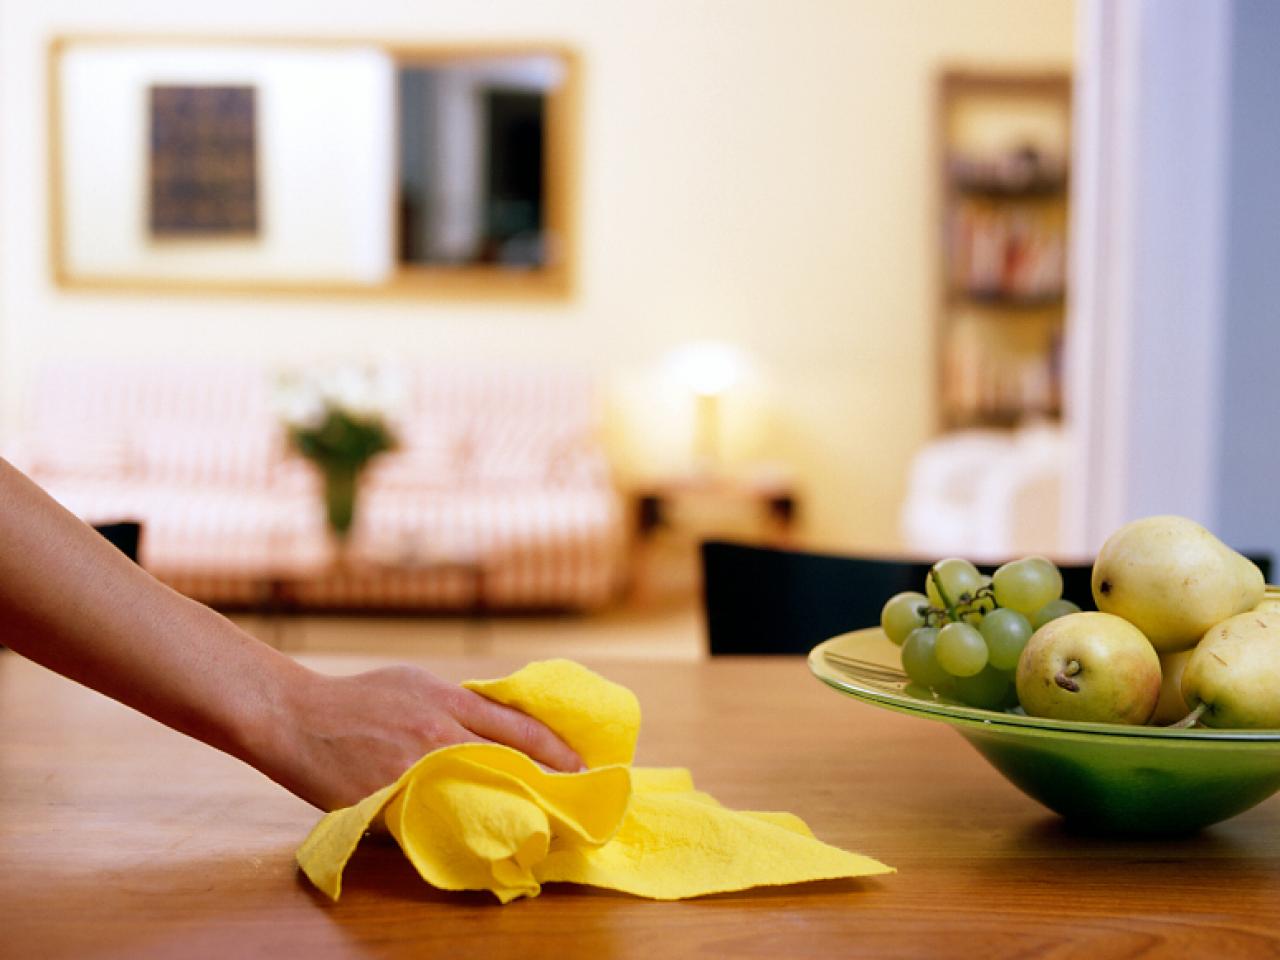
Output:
top-left (948, 289), bottom-right (1066, 311)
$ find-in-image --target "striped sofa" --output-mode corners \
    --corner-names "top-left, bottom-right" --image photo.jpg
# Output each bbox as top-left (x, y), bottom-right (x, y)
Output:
top-left (8, 361), bottom-right (626, 611)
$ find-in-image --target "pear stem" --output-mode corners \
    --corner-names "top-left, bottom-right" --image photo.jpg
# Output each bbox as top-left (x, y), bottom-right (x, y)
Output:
top-left (1169, 702), bottom-right (1209, 729)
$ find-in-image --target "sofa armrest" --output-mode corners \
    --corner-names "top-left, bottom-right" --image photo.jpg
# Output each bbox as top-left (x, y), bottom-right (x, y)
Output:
top-left (0, 436), bottom-right (37, 476)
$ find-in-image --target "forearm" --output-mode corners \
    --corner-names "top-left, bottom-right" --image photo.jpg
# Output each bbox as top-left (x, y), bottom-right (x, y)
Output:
top-left (0, 458), bottom-right (582, 811)
top-left (0, 458), bottom-right (303, 765)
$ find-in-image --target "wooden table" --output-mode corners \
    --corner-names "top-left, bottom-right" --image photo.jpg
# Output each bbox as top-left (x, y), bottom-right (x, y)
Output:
top-left (4, 651), bottom-right (1280, 958)
top-left (627, 471), bottom-right (799, 605)
top-left (631, 472), bottom-right (800, 541)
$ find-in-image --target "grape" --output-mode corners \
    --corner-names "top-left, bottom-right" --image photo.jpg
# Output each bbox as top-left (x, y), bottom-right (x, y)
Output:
top-left (953, 665), bottom-right (1011, 710)
top-left (979, 607), bottom-right (1034, 671)
top-left (925, 558), bottom-right (983, 611)
top-left (902, 681), bottom-right (937, 702)
top-left (901, 627), bottom-right (951, 689)
top-left (935, 622), bottom-right (988, 677)
top-left (1002, 678), bottom-right (1023, 710)
top-left (1031, 598), bottom-right (1082, 630)
top-left (959, 590), bottom-right (995, 626)
top-left (991, 556), bottom-right (1063, 615)
top-left (881, 591), bottom-right (932, 645)
top-left (957, 573), bottom-right (996, 625)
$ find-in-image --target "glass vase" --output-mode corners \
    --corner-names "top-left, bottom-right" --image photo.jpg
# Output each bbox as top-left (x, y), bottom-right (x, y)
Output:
top-left (322, 462), bottom-right (360, 544)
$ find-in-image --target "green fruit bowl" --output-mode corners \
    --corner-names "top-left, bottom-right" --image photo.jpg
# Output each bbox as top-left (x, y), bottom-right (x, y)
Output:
top-left (810, 627), bottom-right (1280, 836)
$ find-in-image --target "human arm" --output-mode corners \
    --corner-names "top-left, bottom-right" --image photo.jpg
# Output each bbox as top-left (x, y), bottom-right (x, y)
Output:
top-left (0, 458), bottom-right (582, 810)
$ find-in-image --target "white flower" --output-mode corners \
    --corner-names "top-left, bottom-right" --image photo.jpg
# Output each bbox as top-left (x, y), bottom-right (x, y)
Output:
top-left (276, 378), bottom-right (327, 430)
top-left (276, 364), bottom-right (402, 429)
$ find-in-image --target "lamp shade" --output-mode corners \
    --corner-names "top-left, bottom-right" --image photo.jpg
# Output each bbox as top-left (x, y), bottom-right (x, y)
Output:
top-left (663, 340), bottom-right (747, 397)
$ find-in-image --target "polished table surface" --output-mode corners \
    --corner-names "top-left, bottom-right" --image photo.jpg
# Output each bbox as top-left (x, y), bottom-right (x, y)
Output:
top-left (4, 650), bottom-right (1280, 959)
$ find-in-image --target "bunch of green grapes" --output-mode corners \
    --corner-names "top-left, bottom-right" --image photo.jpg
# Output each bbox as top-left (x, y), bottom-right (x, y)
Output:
top-left (880, 556), bottom-right (1080, 710)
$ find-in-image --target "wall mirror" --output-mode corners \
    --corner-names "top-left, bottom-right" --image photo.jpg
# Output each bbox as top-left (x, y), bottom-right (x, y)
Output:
top-left (49, 38), bottom-right (578, 298)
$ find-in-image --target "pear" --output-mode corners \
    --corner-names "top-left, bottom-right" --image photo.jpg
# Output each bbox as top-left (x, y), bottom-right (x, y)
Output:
top-left (1016, 612), bottom-right (1162, 725)
top-left (1091, 515), bottom-right (1264, 654)
top-left (1180, 611), bottom-right (1280, 728)
top-left (1150, 649), bottom-right (1194, 725)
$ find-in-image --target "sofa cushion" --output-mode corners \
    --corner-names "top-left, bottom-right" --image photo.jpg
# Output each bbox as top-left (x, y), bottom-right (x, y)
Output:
top-left (465, 422), bottom-right (598, 487)
top-left (362, 415), bottom-right (467, 491)
top-left (19, 432), bottom-right (136, 480)
top-left (39, 478), bottom-right (326, 576)
top-left (134, 421), bottom-right (279, 488)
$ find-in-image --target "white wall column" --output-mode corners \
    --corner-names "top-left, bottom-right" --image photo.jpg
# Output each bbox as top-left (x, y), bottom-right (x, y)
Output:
top-left (1065, 0), bottom-right (1232, 553)
top-left (1213, 0), bottom-right (1280, 561)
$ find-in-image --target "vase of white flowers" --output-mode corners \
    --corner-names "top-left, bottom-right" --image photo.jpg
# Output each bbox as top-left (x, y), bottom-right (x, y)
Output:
top-left (318, 460), bottom-right (360, 541)
top-left (277, 366), bottom-right (401, 544)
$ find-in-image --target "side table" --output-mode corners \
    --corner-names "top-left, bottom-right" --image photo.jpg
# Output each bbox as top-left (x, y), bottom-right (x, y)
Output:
top-left (626, 469), bottom-right (801, 604)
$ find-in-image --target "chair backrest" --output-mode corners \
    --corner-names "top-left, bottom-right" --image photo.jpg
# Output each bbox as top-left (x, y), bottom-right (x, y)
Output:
top-left (700, 540), bottom-right (1097, 656)
top-left (93, 521), bottom-right (142, 564)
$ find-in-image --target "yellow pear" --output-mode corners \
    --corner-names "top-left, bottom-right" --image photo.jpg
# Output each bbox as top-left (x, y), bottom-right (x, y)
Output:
top-left (1150, 649), bottom-right (1194, 725)
top-left (1180, 611), bottom-right (1280, 728)
top-left (1092, 515), bottom-right (1264, 653)
top-left (1015, 612), bottom-right (1162, 725)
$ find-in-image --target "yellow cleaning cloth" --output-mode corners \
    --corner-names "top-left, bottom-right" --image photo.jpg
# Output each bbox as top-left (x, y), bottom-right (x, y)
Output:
top-left (297, 659), bottom-right (893, 902)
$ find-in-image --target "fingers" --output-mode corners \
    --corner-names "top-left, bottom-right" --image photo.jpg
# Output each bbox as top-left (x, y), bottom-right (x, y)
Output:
top-left (453, 690), bottom-right (584, 773)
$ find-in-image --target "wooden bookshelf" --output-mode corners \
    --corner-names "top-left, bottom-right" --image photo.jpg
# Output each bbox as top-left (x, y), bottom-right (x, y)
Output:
top-left (935, 69), bottom-right (1072, 432)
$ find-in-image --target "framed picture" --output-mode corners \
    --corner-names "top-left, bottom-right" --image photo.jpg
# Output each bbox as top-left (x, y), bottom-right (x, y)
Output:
top-left (148, 84), bottom-right (259, 237)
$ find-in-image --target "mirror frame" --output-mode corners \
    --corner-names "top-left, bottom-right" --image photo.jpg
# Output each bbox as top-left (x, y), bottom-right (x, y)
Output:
top-left (47, 35), bottom-right (580, 300)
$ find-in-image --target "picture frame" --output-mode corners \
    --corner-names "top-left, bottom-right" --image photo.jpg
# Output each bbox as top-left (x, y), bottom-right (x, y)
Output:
top-left (148, 83), bottom-right (260, 238)
top-left (49, 36), bottom-right (579, 299)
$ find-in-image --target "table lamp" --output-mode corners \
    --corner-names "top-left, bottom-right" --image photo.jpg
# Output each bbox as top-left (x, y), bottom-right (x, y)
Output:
top-left (663, 340), bottom-right (747, 475)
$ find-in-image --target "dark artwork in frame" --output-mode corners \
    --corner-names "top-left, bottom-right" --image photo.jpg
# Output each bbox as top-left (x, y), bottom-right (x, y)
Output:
top-left (148, 84), bottom-right (259, 237)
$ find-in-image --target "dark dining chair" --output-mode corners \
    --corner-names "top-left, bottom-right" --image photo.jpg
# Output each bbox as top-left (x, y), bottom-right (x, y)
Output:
top-left (701, 539), bottom-right (1273, 656)
top-left (701, 540), bottom-right (1094, 657)
top-left (93, 520), bottom-right (142, 564)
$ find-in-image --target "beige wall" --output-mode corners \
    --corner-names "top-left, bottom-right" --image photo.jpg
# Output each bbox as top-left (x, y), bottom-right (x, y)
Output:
top-left (0, 0), bottom-right (1073, 553)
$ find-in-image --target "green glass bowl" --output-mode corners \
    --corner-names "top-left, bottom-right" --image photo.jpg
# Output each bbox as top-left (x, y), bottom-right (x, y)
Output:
top-left (809, 628), bottom-right (1280, 835)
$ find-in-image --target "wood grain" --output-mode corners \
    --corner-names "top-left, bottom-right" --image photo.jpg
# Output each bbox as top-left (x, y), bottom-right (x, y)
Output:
top-left (3, 651), bottom-right (1280, 959)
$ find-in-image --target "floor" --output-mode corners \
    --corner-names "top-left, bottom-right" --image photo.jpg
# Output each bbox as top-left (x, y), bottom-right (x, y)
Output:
top-left (229, 597), bottom-right (705, 663)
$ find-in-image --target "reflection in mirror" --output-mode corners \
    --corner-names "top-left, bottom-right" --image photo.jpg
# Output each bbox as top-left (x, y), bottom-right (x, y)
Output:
top-left (396, 55), bottom-right (564, 270)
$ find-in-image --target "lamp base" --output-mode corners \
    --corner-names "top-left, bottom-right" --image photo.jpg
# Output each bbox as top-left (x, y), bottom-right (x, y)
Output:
top-left (692, 392), bottom-right (722, 476)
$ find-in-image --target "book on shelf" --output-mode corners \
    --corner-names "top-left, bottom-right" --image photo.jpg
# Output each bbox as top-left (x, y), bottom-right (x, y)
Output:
top-left (946, 202), bottom-right (1066, 303)
top-left (943, 330), bottom-right (1063, 427)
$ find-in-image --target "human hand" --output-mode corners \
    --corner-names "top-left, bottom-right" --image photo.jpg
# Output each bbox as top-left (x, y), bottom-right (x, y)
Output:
top-left (259, 664), bottom-right (584, 811)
